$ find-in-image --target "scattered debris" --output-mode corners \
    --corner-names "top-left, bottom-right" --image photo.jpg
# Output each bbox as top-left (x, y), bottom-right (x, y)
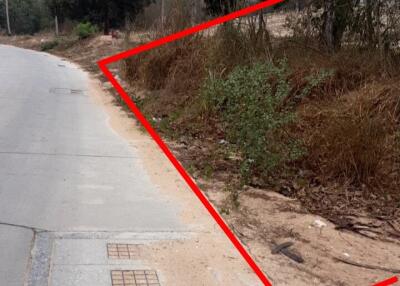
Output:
top-left (334, 257), bottom-right (400, 274)
top-left (281, 247), bottom-right (305, 264)
top-left (271, 241), bottom-right (304, 264)
top-left (271, 242), bottom-right (294, 254)
top-left (311, 219), bottom-right (327, 229)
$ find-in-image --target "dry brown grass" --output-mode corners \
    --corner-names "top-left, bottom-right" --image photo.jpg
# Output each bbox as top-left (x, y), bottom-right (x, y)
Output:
top-left (123, 46), bottom-right (180, 90)
top-left (280, 41), bottom-right (400, 98)
top-left (300, 82), bottom-right (400, 186)
top-left (123, 15), bottom-right (400, 194)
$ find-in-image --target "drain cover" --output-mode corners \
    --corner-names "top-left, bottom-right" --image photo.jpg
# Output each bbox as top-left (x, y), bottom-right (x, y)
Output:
top-left (49, 88), bottom-right (84, 95)
top-left (107, 243), bottom-right (140, 259)
top-left (111, 270), bottom-right (160, 286)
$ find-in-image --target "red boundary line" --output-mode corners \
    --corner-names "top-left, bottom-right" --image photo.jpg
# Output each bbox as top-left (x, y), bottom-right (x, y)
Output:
top-left (97, 1), bottom-right (395, 285)
top-left (373, 277), bottom-right (398, 286)
top-left (98, 1), bottom-right (282, 285)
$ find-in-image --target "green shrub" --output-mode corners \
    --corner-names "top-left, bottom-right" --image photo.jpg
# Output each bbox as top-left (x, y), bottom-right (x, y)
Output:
top-left (74, 22), bottom-right (97, 39)
top-left (202, 60), bottom-right (313, 182)
top-left (206, 24), bottom-right (251, 74)
top-left (40, 40), bottom-right (58, 51)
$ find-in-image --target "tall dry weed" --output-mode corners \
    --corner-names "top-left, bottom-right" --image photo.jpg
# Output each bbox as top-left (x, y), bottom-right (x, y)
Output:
top-left (301, 83), bottom-right (400, 186)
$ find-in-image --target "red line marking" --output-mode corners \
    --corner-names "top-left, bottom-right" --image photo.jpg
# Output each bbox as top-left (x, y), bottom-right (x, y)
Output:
top-left (99, 61), bottom-right (274, 285)
top-left (97, 1), bottom-right (399, 286)
top-left (98, 1), bottom-right (284, 285)
top-left (98, 0), bottom-right (284, 65)
top-left (373, 277), bottom-right (399, 286)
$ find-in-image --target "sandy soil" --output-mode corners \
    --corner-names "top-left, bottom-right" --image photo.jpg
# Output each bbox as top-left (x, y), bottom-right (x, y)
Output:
top-left (87, 75), bottom-right (400, 286)
top-left (87, 77), bottom-right (264, 286)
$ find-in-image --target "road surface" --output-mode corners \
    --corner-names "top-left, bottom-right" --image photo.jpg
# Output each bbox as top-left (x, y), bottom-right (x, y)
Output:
top-left (0, 45), bottom-right (261, 286)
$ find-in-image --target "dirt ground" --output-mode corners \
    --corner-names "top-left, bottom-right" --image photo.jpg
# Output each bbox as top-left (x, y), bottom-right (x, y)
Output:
top-left (1, 33), bottom-right (399, 286)
top-left (89, 70), bottom-right (400, 286)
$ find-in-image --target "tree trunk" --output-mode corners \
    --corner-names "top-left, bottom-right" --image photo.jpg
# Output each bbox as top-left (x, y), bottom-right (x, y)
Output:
top-left (160, 0), bottom-right (165, 31)
top-left (103, 3), bottom-right (110, 35)
top-left (296, 0), bottom-right (301, 12)
top-left (257, 1), bottom-right (272, 58)
top-left (323, 0), bottom-right (335, 53)
top-left (55, 16), bottom-right (59, 37)
top-left (5, 0), bottom-right (11, 36)
top-left (124, 11), bottom-right (132, 48)
top-left (366, 0), bottom-right (374, 47)
top-left (375, 1), bottom-right (384, 59)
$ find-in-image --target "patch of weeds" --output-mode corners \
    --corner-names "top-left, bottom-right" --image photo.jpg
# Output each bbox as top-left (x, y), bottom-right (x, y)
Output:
top-left (158, 117), bottom-right (173, 135)
top-left (220, 207), bottom-right (231, 215)
top-left (41, 40), bottom-right (58, 51)
top-left (198, 162), bottom-right (215, 180)
top-left (185, 164), bottom-right (197, 177)
top-left (224, 184), bottom-right (241, 209)
top-left (201, 59), bottom-right (326, 183)
top-left (74, 22), bottom-right (98, 39)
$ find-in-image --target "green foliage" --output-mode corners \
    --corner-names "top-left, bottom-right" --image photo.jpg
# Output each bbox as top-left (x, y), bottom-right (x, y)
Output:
top-left (40, 40), bottom-right (59, 51)
top-left (202, 60), bottom-right (330, 181)
top-left (204, 0), bottom-right (239, 15)
top-left (45, 0), bottom-right (153, 34)
top-left (74, 22), bottom-right (97, 39)
top-left (299, 69), bottom-right (334, 99)
top-left (0, 0), bottom-right (52, 35)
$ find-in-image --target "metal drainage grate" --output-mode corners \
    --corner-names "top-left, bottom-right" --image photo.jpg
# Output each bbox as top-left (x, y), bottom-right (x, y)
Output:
top-left (107, 243), bottom-right (140, 260)
top-left (111, 270), bottom-right (160, 286)
top-left (49, 88), bottom-right (85, 95)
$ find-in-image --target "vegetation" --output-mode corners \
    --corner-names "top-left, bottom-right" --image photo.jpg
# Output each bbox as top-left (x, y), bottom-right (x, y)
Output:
top-left (40, 39), bottom-right (58, 51)
top-left (122, 0), bottom-right (400, 222)
top-left (202, 61), bottom-right (303, 181)
top-left (44, 0), bottom-right (152, 35)
top-left (0, 0), bottom-right (51, 34)
top-left (74, 22), bottom-right (97, 39)
top-left (0, 0), bottom-right (152, 35)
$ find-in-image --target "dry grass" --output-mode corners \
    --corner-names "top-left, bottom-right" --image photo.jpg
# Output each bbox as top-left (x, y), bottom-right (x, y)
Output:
top-left (121, 13), bottom-right (400, 222)
top-left (280, 41), bottom-right (399, 98)
top-left (123, 46), bottom-right (180, 90)
top-left (300, 82), bottom-right (400, 186)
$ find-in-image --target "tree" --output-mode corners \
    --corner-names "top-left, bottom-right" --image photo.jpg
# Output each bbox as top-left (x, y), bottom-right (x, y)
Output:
top-left (317, 0), bottom-right (353, 52)
top-left (5, 0), bottom-right (11, 35)
top-left (204, 0), bottom-right (240, 15)
top-left (323, 0), bottom-right (335, 53)
top-left (1, 0), bottom-right (50, 34)
top-left (45, 0), bottom-right (153, 35)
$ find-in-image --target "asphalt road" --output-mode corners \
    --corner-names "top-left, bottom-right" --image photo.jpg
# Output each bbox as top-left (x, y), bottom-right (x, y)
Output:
top-left (0, 45), bottom-right (183, 285)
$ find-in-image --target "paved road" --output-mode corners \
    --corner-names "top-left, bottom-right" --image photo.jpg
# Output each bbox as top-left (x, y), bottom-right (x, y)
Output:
top-left (0, 45), bottom-right (261, 286)
top-left (0, 45), bottom-right (184, 285)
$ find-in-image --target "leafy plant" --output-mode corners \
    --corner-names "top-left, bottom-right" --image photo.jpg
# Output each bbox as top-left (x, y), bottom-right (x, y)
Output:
top-left (40, 40), bottom-right (58, 51)
top-left (202, 60), bottom-right (331, 182)
top-left (74, 22), bottom-right (97, 39)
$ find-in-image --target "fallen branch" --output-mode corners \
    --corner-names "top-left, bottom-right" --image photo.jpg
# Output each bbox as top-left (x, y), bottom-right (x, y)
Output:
top-left (334, 257), bottom-right (400, 274)
top-left (271, 242), bottom-right (304, 264)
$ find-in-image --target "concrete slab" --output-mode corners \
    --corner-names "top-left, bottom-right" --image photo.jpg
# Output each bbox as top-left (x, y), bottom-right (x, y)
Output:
top-left (0, 45), bottom-right (183, 233)
top-left (0, 225), bottom-right (33, 286)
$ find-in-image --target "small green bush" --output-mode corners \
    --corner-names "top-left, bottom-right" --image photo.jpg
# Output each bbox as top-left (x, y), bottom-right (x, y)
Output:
top-left (202, 60), bottom-right (322, 181)
top-left (40, 40), bottom-right (58, 51)
top-left (74, 22), bottom-right (97, 39)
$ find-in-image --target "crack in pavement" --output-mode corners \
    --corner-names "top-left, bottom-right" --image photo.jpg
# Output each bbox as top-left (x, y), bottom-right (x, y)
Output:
top-left (0, 221), bottom-right (48, 233)
top-left (0, 151), bottom-right (136, 159)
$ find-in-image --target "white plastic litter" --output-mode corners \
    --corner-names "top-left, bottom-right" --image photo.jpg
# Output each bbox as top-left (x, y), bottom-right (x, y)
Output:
top-left (312, 219), bottom-right (327, 228)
